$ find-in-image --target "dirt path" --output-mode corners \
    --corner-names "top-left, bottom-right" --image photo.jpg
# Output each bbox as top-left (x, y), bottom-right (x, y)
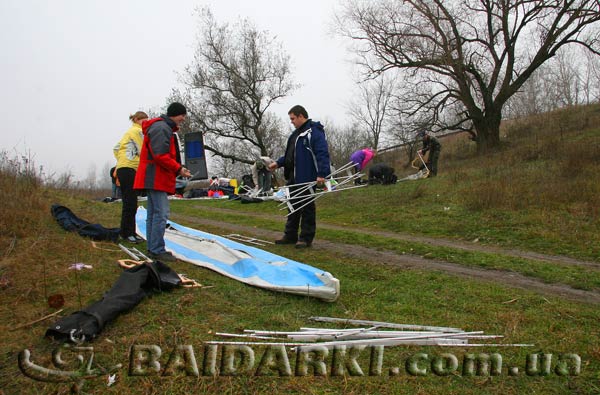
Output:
top-left (172, 207), bottom-right (600, 305)
top-left (182, 205), bottom-right (600, 269)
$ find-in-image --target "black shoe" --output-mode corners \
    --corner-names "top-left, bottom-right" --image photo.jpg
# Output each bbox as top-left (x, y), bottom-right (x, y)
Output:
top-left (295, 240), bottom-right (312, 249)
top-left (149, 251), bottom-right (177, 263)
top-left (275, 238), bottom-right (297, 245)
top-left (121, 235), bottom-right (141, 244)
top-left (133, 234), bottom-right (145, 242)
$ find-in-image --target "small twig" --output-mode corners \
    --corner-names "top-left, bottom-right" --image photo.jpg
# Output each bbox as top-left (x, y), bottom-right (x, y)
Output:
top-left (501, 298), bottom-right (518, 304)
top-left (74, 270), bottom-right (82, 310)
top-left (91, 241), bottom-right (121, 252)
top-left (11, 309), bottom-right (64, 331)
top-left (42, 258), bottom-right (47, 301)
top-left (4, 235), bottom-right (17, 258)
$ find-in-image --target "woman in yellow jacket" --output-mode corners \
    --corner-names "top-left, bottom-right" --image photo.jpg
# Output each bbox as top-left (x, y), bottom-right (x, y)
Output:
top-left (113, 111), bottom-right (148, 243)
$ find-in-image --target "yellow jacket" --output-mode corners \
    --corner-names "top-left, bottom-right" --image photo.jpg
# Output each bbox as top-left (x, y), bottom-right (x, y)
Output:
top-left (113, 123), bottom-right (143, 170)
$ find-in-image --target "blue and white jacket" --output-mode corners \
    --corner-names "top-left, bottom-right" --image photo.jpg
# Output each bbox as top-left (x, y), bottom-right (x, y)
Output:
top-left (276, 120), bottom-right (331, 185)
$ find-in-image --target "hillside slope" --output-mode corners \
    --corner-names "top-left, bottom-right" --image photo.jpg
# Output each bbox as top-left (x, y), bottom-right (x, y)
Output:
top-left (1, 104), bottom-right (599, 394)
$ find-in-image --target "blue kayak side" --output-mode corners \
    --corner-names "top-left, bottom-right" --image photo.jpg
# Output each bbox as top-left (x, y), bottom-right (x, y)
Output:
top-left (135, 207), bottom-right (340, 301)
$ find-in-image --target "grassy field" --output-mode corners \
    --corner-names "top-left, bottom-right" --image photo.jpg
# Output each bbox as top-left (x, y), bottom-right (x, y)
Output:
top-left (1, 104), bottom-right (599, 394)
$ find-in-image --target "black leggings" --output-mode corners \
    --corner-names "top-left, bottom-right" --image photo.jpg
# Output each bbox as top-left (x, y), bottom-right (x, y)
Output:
top-left (116, 167), bottom-right (138, 238)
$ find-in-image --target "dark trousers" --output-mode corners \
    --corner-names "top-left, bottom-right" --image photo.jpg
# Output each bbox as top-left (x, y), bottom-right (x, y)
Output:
top-left (257, 169), bottom-right (272, 192)
top-left (428, 150), bottom-right (440, 176)
top-left (353, 164), bottom-right (362, 185)
top-left (116, 167), bottom-right (138, 238)
top-left (284, 185), bottom-right (316, 243)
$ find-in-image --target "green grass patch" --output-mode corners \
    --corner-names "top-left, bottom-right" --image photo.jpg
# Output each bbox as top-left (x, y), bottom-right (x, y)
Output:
top-left (170, 201), bottom-right (600, 291)
top-left (4, 231), bottom-right (600, 394)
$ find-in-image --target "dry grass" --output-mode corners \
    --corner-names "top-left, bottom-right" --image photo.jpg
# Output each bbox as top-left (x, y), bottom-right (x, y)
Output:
top-left (0, 152), bottom-right (47, 239)
top-left (389, 103), bottom-right (600, 218)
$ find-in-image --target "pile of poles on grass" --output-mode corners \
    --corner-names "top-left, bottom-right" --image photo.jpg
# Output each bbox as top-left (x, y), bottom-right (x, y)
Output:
top-left (207, 316), bottom-right (534, 348)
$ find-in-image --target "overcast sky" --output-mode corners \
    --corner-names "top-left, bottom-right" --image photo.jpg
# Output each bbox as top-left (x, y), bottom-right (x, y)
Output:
top-left (0, 0), bottom-right (355, 182)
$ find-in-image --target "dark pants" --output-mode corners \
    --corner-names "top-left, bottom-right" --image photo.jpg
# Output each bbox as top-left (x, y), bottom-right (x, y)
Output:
top-left (116, 167), bottom-right (138, 238)
top-left (353, 163), bottom-right (362, 185)
top-left (257, 169), bottom-right (272, 192)
top-left (428, 150), bottom-right (440, 176)
top-left (284, 185), bottom-right (316, 243)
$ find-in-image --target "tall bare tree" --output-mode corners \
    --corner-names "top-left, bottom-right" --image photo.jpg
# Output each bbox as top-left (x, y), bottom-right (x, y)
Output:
top-left (505, 66), bottom-right (545, 117)
top-left (322, 119), bottom-right (369, 168)
top-left (550, 50), bottom-right (582, 107)
top-left (581, 49), bottom-right (600, 103)
top-left (175, 9), bottom-right (297, 167)
top-left (347, 74), bottom-right (397, 149)
top-left (337, 0), bottom-right (600, 151)
top-left (505, 46), bottom-right (600, 118)
top-left (83, 163), bottom-right (97, 191)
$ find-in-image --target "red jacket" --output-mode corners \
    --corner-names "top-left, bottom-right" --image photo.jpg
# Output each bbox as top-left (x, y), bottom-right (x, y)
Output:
top-left (133, 116), bottom-right (182, 194)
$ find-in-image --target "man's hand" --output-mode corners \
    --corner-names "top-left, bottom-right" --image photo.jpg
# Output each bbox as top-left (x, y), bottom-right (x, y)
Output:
top-left (316, 176), bottom-right (325, 186)
top-left (268, 162), bottom-right (278, 171)
top-left (179, 167), bottom-right (191, 178)
top-left (417, 150), bottom-right (423, 155)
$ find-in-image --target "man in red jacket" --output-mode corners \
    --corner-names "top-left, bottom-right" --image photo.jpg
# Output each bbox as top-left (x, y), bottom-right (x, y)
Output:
top-left (134, 102), bottom-right (191, 262)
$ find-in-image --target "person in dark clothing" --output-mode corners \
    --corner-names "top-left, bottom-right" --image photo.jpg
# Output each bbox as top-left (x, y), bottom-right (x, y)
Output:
top-left (251, 156), bottom-right (276, 194)
top-left (368, 163), bottom-right (397, 185)
top-left (269, 105), bottom-right (331, 249)
top-left (417, 131), bottom-right (441, 177)
top-left (109, 166), bottom-right (121, 200)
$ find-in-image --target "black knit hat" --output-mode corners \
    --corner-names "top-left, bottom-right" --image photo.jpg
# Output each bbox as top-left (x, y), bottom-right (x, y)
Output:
top-left (167, 102), bottom-right (187, 117)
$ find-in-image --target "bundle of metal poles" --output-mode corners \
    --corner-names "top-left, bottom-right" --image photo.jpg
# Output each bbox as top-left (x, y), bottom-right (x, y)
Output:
top-left (206, 316), bottom-right (534, 348)
top-left (278, 162), bottom-right (367, 216)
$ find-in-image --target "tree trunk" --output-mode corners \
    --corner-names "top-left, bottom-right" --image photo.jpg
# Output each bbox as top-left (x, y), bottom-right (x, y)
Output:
top-left (474, 113), bottom-right (502, 153)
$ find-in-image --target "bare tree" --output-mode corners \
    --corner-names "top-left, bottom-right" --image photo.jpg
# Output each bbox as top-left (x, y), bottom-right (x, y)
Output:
top-left (209, 147), bottom-right (247, 179)
top-left (323, 119), bottom-right (369, 168)
top-left (505, 64), bottom-right (550, 117)
top-left (175, 8), bottom-right (297, 167)
top-left (582, 49), bottom-right (600, 103)
top-left (337, 0), bottom-right (600, 151)
top-left (505, 46), bottom-right (600, 117)
top-left (99, 162), bottom-right (112, 190)
top-left (549, 49), bottom-right (582, 107)
top-left (347, 74), bottom-right (397, 149)
top-left (83, 163), bottom-right (97, 190)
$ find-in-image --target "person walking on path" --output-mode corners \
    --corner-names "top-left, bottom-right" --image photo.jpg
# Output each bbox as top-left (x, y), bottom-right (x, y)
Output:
top-left (269, 105), bottom-right (331, 249)
top-left (417, 131), bottom-right (441, 177)
top-left (114, 111), bottom-right (148, 243)
top-left (134, 103), bottom-right (191, 262)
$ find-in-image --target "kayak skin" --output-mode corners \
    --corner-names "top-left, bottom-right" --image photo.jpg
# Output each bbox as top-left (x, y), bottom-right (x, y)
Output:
top-left (135, 207), bottom-right (339, 301)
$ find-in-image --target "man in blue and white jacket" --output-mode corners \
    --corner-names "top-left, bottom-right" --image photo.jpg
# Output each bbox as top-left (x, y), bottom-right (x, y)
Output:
top-left (269, 105), bottom-right (331, 248)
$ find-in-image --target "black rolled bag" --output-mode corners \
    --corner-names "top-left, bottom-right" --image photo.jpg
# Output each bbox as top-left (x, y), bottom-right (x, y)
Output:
top-left (50, 204), bottom-right (120, 242)
top-left (46, 261), bottom-right (182, 343)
